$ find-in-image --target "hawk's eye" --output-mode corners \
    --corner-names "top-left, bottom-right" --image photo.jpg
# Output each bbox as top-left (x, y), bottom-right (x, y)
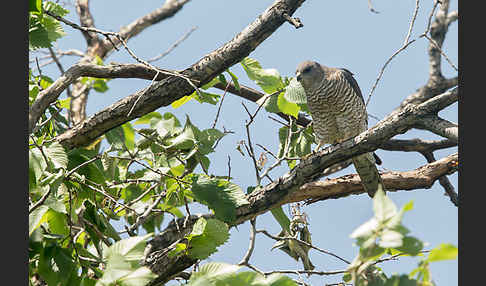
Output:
top-left (303, 66), bottom-right (311, 73)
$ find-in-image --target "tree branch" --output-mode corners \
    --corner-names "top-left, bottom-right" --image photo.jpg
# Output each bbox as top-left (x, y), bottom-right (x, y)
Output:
top-left (142, 89), bottom-right (457, 282)
top-left (52, 0), bottom-right (306, 150)
top-left (300, 152), bottom-right (458, 204)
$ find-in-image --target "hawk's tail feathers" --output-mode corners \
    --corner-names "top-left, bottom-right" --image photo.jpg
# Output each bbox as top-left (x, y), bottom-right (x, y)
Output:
top-left (352, 153), bottom-right (384, 198)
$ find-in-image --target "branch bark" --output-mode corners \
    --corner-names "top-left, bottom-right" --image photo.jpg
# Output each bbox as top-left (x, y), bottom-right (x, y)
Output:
top-left (51, 0), bottom-right (306, 150)
top-left (300, 152), bottom-right (458, 204)
top-left (142, 88), bottom-right (457, 283)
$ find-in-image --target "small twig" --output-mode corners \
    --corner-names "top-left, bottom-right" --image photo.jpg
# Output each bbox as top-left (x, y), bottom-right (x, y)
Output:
top-left (126, 194), bottom-right (165, 236)
top-left (256, 228), bottom-right (351, 265)
top-left (148, 26), bottom-right (198, 63)
top-left (212, 80), bottom-right (232, 129)
top-left (29, 187), bottom-right (53, 213)
top-left (404, 0), bottom-right (420, 45)
top-left (421, 152), bottom-right (458, 206)
top-left (238, 219), bottom-right (257, 265)
top-left (282, 13), bottom-right (303, 29)
top-left (422, 34), bottom-right (458, 72)
top-left (128, 70), bottom-right (160, 117)
top-left (367, 0), bottom-right (380, 14)
top-left (65, 155), bottom-right (101, 179)
top-left (227, 155), bottom-right (232, 181)
top-left (183, 196), bottom-right (191, 229)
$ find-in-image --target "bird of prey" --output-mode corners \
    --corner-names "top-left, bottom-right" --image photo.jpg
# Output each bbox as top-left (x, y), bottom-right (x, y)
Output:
top-left (295, 60), bottom-right (383, 197)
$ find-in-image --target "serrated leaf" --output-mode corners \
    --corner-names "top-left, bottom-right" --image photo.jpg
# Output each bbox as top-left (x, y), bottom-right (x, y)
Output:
top-left (394, 236), bottom-right (424, 256)
top-left (134, 112), bottom-right (162, 125)
top-left (270, 206), bottom-right (291, 233)
top-left (350, 218), bottom-right (379, 239)
top-left (93, 79), bottom-right (108, 93)
top-left (45, 141), bottom-right (68, 169)
top-left (171, 95), bottom-right (193, 109)
top-left (226, 69), bottom-right (240, 90)
top-left (29, 0), bottom-right (42, 12)
top-left (29, 205), bottom-right (49, 236)
top-left (187, 218), bottom-right (230, 259)
top-left (426, 243), bottom-right (458, 262)
top-left (164, 116), bottom-right (198, 150)
top-left (191, 175), bottom-right (249, 222)
top-left (116, 267), bottom-right (157, 286)
top-left (283, 77), bottom-right (307, 104)
top-left (277, 92), bottom-right (300, 118)
top-left (378, 230), bottom-right (403, 248)
top-left (188, 262), bottom-right (241, 285)
top-left (240, 57), bottom-right (285, 94)
top-left (373, 187), bottom-right (397, 223)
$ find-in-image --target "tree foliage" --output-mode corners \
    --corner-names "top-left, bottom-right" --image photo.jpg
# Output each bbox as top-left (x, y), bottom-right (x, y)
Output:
top-left (28, 1), bottom-right (458, 285)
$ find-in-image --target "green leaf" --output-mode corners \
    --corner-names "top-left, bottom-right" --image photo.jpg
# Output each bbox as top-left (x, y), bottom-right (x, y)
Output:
top-left (171, 95), bottom-right (193, 109)
top-left (283, 77), bottom-right (307, 104)
top-left (29, 205), bottom-right (49, 236)
top-left (378, 229), bottom-right (403, 248)
top-left (201, 76), bottom-right (221, 90)
top-left (193, 91), bottom-right (221, 105)
top-left (277, 92), bottom-right (300, 118)
top-left (373, 187), bottom-right (397, 223)
top-left (45, 141), bottom-right (68, 169)
top-left (93, 79), bottom-right (109, 93)
top-left (188, 262), bottom-right (240, 285)
top-left (383, 274), bottom-right (419, 286)
top-left (97, 234), bottom-right (155, 285)
top-left (350, 218), bottom-right (379, 239)
top-left (226, 69), bottom-right (240, 90)
top-left (187, 218), bottom-right (230, 259)
top-left (394, 236), bottom-right (424, 256)
top-left (426, 243), bottom-right (458, 262)
top-left (191, 175), bottom-right (249, 222)
top-left (133, 112), bottom-right (162, 125)
top-left (257, 93), bottom-right (280, 114)
top-left (116, 267), bottom-right (157, 286)
top-left (270, 206), bottom-right (291, 233)
top-left (45, 209), bottom-right (69, 236)
top-left (163, 116), bottom-right (198, 150)
top-left (240, 57), bottom-right (285, 94)
top-left (197, 128), bottom-right (226, 154)
top-left (58, 97), bottom-right (71, 109)
top-left (29, 0), bottom-right (42, 12)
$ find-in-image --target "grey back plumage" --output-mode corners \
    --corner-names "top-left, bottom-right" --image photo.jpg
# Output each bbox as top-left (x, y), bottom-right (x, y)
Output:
top-left (296, 60), bottom-right (383, 197)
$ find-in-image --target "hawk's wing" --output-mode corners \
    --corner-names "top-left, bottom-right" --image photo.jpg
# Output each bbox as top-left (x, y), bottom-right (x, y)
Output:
top-left (339, 68), bottom-right (365, 106)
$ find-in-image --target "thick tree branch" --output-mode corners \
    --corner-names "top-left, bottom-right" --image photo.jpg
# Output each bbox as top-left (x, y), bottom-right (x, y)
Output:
top-left (300, 152), bottom-right (458, 204)
top-left (52, 0), bottom-right (305, 150)
top-left (99, 0), bottom-right (192, 57)
top-left (414, 115), bottom-right (458, 143)
top-left (75, 0), bottom-right (100, 47)
top-left (142, 89), bottom-right (457, 282)
top-left (421, 152), bottom-right (458, 207)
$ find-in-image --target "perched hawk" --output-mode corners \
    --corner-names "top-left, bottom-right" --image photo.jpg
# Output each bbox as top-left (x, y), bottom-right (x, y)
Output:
top-left (295, 60), bottom-right (383, 197)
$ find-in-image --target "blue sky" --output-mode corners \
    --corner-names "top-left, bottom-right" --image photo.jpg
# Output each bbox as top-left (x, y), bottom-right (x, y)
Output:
top-left (35, 0), bottom-right (458, 285)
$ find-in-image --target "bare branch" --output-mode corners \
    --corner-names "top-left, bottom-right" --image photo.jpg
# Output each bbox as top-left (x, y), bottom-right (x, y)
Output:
top-left (300, 152), bottom-right (458, 205)
top-left (53, 0), bottom-right (306, 150)
top-left (100, 0), bottom-right (192, 57)
top-left (421, 152), bottom-right (458, 207)
top-left (414, 115), bottom-right (458, 143)
top-left (75, 0), bottom-right (101, 46)
top-left (238, 219), bottom-right (257, 265)
top-left (148, 26), bottom-right (198, 63)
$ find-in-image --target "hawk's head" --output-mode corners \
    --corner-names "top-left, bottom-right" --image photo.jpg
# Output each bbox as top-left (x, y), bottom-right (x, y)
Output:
top-left (295, 60), bottom-right (325, 91)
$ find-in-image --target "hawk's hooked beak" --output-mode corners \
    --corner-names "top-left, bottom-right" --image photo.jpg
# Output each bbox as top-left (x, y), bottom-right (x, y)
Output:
top-left (296, 72), bottom-right (302, 82)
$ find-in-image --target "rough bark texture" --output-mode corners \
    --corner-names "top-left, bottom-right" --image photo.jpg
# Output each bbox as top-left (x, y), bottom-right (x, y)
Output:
top-left (52, 0), bottom-right (305, 150)
top-left (141, 88), bottom-right (457, 283)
